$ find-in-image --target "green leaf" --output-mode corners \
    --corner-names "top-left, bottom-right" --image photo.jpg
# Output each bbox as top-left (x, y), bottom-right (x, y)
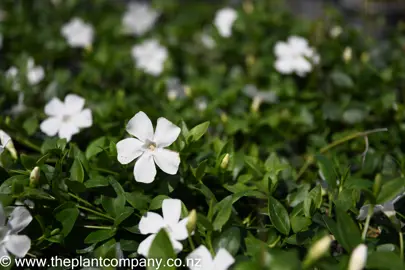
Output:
top-left (20, 154), bottom-right (37, 170)
top-left (84, 229), bottom-right (116, 244)
top-left (244, 156), bottom-right (263, 177)
top-left (376, 177), bottom-right (405, 204)
top-left (101, 179), bottom-right (126, 217)
top-left (213, 227), bottom-right (241, 256)
top-left (70, 158), bottom-right (84, 182)
top-left (114, 207), bottom-right (134, 227)
top-left (187, 121), bottom-right (210, 142)
top-left (54, 204), bottom-right (79, 237)
top-left (147, 229), bottom-right (176, 270)
top-left (316, 155), bottom-right (337, 189)
top-left (213, 196), bottom-right (233, 231)
top-left (290, 216), bottom-right (312, 233)
top-left (367, 251), bottom-right (405, 270)
top-left (125, 191), bottom-right (150, 211)
top-left (23, 116), bottom-right (38, 136)
top-left (335, 207), bottom-right (361, 252)
top-left (303, 185), bottom-right (322, 217)
top-left (191, 160), bottom-right (207, 181)
top-left (86, 136), bottom-right (108, 159)
top-left (330, 71), bottom-right (354, 88)
top-left (268, 196), bottom-right (291, 235)
top-left (149, 195), bottom-right (171, 210)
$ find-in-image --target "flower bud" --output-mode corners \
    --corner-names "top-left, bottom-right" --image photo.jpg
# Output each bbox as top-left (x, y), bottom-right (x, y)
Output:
top-left (303, 235), bottom-right (332, 267)
top-left (330, 26), bottom-right (342, 38)
top-left (184, 85), bottom-right (192, 97)
top-left (186, 209), bottom-right (197, 234)
top-left (30, 166), bottom-right (40, 187)
top-left (251, 96), bottom-right (262, 112)
top-left (220, 153), bottom-right (230, 169)
top-left (343, 47), bottom-right (352, 63)
top-left (348, 244), bottom-right (368, 270)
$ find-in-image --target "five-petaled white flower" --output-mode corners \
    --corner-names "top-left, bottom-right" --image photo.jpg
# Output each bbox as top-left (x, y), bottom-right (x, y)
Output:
top-left (0, 204), bottom-right (32, 258)
top-left (6, 58), bottom-right (45, 90)
top-left (274, 36), bottom-right (320, 77)
top-left (40, 94), bottom-right (93, 142)
top-left (187, 245), bottom-right (235, 270)
top-left (122, 2), bottom-right (159, 36)
top-left (61, 18), bottom-right (94, 48)
top-left (214, 8), bottom-right (237, 38)
top-left (131, 39), bottom-right (168, 76)
top-left (348, 244), bottom-right (368, 270)
top-left (137, 199), bottom-right (189, 257)
top-left (116, 111), bottom-right (180, 183)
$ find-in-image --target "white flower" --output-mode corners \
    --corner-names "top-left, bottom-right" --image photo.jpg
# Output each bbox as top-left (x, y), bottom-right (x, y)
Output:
top-left (6, 58), bottom-right (44, 90)
top-left (61, 18), bottom-right (94, 48)
top-left (0, 130), bottom-right (11, 156)
top-left (116, 111), bottom-right (180, 183)
top-left (274, 36), bottom-right (320, 77)
top-left (131, 39), bottom-right (168, 76)
top-left (195, 97), bottom-right (208, 112)
top-left (166, 78), bottom-right (187, 101)
top-left (122, 2), bottom-right (159, 36)
top-left (26, 58), bottom-right (45, 85)
top-left (243, 84), bottom-right (278, 112)
top-left (137, 199), bottom-right (189, 257)
top-left (200, 33), bottom-right (216, 49)
top-left (186, 245), bottom-right (235, 270)
top-left (40, 94), bottom-right (93, 142)
top-left (358, 193), bottom-right (404, 221)
top-left (330, 26), bottom-right (343, 38)
top-left (348, 244), bottom-right (367, 270)
top-left (214, 8), bottom-right (237, 38)
top-left (0, 204), bottom-right (32, 258)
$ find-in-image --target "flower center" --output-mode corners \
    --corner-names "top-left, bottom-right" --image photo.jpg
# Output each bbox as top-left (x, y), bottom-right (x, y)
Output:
top-left (62, 115), bottom-right (71, 122)
top-left (144, 140), bottom-right (157, 151)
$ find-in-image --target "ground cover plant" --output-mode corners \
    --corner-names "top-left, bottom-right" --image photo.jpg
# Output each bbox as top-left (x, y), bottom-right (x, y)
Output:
top-left (0, 0), bottom-right (405, 269)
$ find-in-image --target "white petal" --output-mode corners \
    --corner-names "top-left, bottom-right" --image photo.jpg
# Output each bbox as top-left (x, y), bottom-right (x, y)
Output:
top-left (348, 244), bottom-right (367, 270)
top-left (162, 199), bottom-right (182, 226)
top-left (153, 148), bottom-right (180, 175)
top-left (153, 118), bottom-right (180, 147)
top-left (187, 245), bottom-right (214, 270)
top-left (40, 117), bottom-right (62, 137)
top-left (137, 234), bottom-right (156, 258)
top-left (169, 238), bottom-right (183, 254)
top-left (27, 67), bottom-right (44, 85)
top-left (8, 207), bottom-right (32, 234)
top-left (357, 205), bottom-right (370, 220)
top-left (274, 42), bottom-right (290, 58)
top-left (72, 109), bottom-right (92, 128)
top-left (134, 153), bottom-right (156, 183)
top-left (294, 57), bottom-right (312, 74)
top-left (0, 245), bottom-right (8, 258)
top-left (126, 111), bottom-right (154, 142)
top-left (138, 212), bottom-right (165, 235)
top-left (58, 123), bottom-right (80, 142)
top-left (170, 218), bottom-right (189, 241)
top-left (0, 130), bottom-right (11, 148)
top-left (116, 138), bottom-right (144, 165)
top-left (0, 205), bottom-right (5, 227)
top-left (64, 94), bottom-right (85, 115)
top-left (213, 248), bottom-right (235, 270)
top-left (5, 235), bottom-right (31, 258)
top-left (275, 58), bottom-right (294, 74)
top-left (44, 98), bottom-right (64, 116)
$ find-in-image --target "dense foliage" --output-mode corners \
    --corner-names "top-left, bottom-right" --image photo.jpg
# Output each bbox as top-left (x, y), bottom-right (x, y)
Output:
top-left (1, 0), bottom-right (405, 269)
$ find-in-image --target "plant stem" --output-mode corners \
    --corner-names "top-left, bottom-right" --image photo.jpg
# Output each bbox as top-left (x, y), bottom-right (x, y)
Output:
top-left (14, 135), bottom-right (42, 152)
top-left (92, 167), bottom-right (120, 176)
top-left (77, 205), bottom-right (114, 221)
top-left (296, 128), bottom-right (388, 181)
top-left (83, 225), bottom-right (113, 230)
top-left (400, 231), bottom-right (404, 261)
top-left (188, 235), bottom-right (196, 250)
top-left (68, 192), bottom-right (101, 210)
top-left (361, 206), bottom-right (374, 241)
